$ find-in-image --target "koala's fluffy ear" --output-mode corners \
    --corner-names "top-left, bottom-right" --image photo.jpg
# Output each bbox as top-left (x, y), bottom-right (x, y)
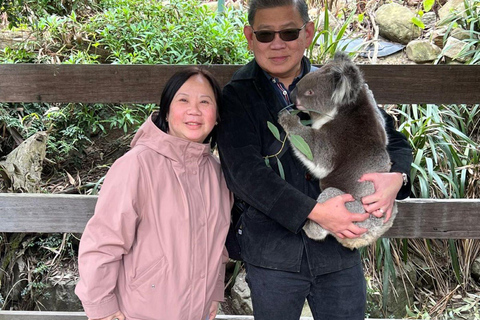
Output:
top-left (330, 52), bottom-right (364, 106)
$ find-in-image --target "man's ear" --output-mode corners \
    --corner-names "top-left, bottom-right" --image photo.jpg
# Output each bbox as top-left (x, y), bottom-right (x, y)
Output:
top-left (244, 25), bottom-right (254, 50)
top-left (304, 21), bottom-right (315, 48)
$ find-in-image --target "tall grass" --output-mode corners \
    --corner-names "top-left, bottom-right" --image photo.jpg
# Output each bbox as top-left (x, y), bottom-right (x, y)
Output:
top-left (365, 103), bottom-right (480, 318)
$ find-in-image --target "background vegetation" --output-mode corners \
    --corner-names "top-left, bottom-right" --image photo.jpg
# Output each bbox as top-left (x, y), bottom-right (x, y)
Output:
top-left (1, 0), bottom-right (479, 318)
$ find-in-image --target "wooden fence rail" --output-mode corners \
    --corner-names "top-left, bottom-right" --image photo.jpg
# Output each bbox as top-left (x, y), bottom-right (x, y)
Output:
top-left (0, 63), bottom-right (479, 320)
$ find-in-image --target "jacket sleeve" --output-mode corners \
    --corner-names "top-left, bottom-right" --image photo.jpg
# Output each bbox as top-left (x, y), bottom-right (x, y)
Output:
top-left (212, 247), bottom-right (229, 302)
top-left (381, 108), bottom-right (413, 200)
top-left (218, 84), bottom-right (317, 234)
top-left (75, 155), bottom-right (143, 319)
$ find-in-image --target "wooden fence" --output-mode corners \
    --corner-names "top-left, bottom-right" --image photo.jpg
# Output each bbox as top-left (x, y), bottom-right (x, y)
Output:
top-left (0, 63), bottom-right (479, 320)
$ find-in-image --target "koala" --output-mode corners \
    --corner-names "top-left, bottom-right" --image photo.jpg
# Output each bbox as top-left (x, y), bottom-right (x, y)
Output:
top-left (278, 52), bottom-right (396, 249)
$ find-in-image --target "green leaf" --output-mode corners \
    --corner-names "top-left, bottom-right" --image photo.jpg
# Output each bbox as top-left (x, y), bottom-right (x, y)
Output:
top-left (411, 16), bottom-right (425, 29)
top-left (423, 0), bottom-right (435, 12)
top-left (277, 157), bottom-right (285, 180)
top-left (289, 134), bottom-right (313, 161)
top-left (267, 121), bottom-right (281, 141)
top-left (358, 13), bottom-right (364, 23)
top-left (264, 158), bottom-right (271, 168)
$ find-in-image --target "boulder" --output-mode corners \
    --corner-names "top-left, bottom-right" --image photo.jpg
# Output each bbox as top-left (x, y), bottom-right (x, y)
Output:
top-left (406, 40), bottom-right (442, 63)
top-left (375, 3), bottom-right (423, 45)
top-left (443, 36), bottom-right (474, 62)
top-left (438, 0), bottom-right (466, 20)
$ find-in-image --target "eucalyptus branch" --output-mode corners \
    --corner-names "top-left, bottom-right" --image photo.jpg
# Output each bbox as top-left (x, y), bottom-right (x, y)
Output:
top-left (263, 133), bottom-right (289, 159)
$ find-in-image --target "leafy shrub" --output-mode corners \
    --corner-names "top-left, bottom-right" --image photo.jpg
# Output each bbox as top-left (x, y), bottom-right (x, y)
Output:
top-left (0, 102), bottom-right (155, 165)
top-left (8, 0), bottom-right (252, 64)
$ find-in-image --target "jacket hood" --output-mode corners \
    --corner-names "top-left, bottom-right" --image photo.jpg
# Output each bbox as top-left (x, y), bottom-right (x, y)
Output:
top-left (130, 113), bottom-right (211, 162)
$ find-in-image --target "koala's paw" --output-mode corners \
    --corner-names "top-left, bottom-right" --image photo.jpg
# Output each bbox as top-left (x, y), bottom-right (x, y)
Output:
top-left (278, 110), bottom-right (300, 133)
top-left (303, 220), bottom-right (329, 241)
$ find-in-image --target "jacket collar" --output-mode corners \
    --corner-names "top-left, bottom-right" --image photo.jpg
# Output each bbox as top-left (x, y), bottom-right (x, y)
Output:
top-left (231, 56), bottom-right (312, 83)
top-left (230, 56), bottom-right (312, 116)
top-left (130, 113), bottom-right (211, 162)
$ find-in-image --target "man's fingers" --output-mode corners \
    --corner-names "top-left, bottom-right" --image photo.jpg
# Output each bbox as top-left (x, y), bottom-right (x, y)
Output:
top-left (351, 212), bottom-right (370, 222)
top-left (339, 193), bottom-right (355, 202)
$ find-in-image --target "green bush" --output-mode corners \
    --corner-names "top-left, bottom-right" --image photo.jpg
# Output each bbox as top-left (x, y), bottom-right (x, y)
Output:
top-left (4, 0), bottom-right (252, 64)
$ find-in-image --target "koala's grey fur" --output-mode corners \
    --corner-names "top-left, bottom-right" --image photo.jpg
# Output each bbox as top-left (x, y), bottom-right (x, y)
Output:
top-left (278, 52), bottom-right (396, 249)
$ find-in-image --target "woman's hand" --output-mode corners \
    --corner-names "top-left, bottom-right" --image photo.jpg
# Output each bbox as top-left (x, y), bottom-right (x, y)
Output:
top-left (208, 301), bottom-right (219, 320)
top-left (89, 310), bottom-right (125, 320)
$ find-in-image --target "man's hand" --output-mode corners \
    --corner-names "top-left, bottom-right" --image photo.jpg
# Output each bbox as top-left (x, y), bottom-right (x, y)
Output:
top-left (208, 301), bottom-right (219, 320)
top-left (89, 310), bottom-right (125, 320)
top-left (359, 172), bottom-right (403, 223)
top-left (308, 194), bottom-right (369, 239)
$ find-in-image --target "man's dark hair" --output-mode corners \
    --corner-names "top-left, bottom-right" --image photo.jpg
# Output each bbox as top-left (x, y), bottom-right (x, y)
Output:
top-left (153, 67), bottom-right (222, 148)
top-left (247, 0), bottom-right (310, 26)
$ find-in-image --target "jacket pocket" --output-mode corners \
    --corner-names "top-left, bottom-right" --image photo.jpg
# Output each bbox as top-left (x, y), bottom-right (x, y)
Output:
top-left (128, 256), bottom-right (167, 291)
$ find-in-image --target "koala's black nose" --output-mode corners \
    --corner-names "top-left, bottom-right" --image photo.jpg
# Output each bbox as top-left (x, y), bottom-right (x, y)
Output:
top-left (290, 87), bottom-right (297, 105)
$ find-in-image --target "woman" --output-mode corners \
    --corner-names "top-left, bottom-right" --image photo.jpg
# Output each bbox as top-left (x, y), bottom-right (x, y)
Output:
top-left (75, 67), bottom-right (232, 320)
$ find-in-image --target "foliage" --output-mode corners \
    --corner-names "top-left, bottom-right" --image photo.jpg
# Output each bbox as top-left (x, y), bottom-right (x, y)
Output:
top-left (364, 103), bottom-right (480, 317)
top-left (307, 7), bottom-right (360, 64)
top-left (437, 0), bottom-right (480, 64)
top-left (0, 0), bottom-right (97, 28)
top-left (2, 0), bottom-right (252, 65)
top-left (0, 102), bottom-right (155, 165)
top-left (393, 103), bottom-right (479, 199)
top-left (0, 233), bottom-right (79, 310)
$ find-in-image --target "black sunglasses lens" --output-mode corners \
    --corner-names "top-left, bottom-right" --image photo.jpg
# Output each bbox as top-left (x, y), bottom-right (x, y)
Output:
top-left (279, 29), bottom-right (300, 41)
top-left (255, 31), bottom-right (275, 43)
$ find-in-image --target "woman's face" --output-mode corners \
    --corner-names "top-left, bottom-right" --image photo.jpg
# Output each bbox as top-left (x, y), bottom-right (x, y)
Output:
top-left (167, 74), bottom-right (217, 143)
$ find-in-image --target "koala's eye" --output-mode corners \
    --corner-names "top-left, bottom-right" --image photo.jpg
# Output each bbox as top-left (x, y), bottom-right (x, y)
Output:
top-left (305, 89), bottom-right (314, 96)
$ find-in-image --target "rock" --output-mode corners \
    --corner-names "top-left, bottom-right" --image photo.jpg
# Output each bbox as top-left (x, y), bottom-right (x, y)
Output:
top-left (438, 0), bottom-right (466, 21)
top-left (421, 11), bottom-right (437, 30)
top-left (375, 3), bottom-right (423, 45)
top-left (472, 256), bottom-right (480, 282)
top-left (406, 40), bottom-right (442, 63)
top-left (0, 29), bottom-right (33, 50)
top-left (367, 260), bottom-right (417, 318)
top-left (230, 270), bottom-right (253, 314)
top-left (0, 131), bottom-right (48, 192)
top-left (451, 27), bottom-right (473, 41)
top-left (432, 27), bottom-right (448, 48)
top-left (37, 276), bottom-right (83, 311)
top-left (442, 36), bottom-right (473, 62)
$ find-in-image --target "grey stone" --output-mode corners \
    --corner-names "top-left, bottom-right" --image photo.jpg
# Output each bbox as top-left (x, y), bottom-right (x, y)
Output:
top-left (451, 27), bottom-right (474, 41)
top-left (375, 3), bottom-right (423, 45)
top-left (472, 256), bottom-right (480, 282)
top-left (37, 277), bottom-right (83, 311)
top-left (406, 40), bottom-right (442, 63)
top-left (367, 260), bottom-right (417, 318)
top-left (443, 36), bottom-right (474, 62)
top-left (439, 0), bottom-right (466, 20)
top-left (421, 12), bottom-right (437, 30)
top-left (230, 270), bottom-right (253, 315)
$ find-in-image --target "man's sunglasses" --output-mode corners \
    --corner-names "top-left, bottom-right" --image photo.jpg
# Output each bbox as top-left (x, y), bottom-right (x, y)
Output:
top-left (252, 22), bottom-right (308, 43)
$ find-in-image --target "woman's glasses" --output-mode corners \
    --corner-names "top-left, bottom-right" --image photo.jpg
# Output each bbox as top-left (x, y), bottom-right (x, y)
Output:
top-left (252, 23), bottom-right (307, 43)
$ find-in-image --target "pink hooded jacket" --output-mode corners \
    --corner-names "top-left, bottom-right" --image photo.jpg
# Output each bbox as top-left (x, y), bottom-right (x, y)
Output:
top-left (75, 114), bottom-right (232, 320)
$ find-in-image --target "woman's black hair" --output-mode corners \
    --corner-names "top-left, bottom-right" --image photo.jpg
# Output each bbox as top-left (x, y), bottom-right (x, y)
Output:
top-left (153, 66), bottom-right (222, 149)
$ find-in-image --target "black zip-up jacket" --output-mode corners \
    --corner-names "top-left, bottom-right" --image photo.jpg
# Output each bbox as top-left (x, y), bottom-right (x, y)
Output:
top-left (217, 57), bottom-right (412, 274)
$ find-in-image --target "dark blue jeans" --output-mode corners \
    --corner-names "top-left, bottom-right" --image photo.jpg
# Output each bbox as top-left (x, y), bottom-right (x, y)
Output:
top-left (245, 252), bottom-right (366, 320)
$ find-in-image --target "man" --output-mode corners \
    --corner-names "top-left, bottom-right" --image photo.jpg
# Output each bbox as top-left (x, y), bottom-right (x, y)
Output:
top-left (217, 0), bottom-right (412, 319)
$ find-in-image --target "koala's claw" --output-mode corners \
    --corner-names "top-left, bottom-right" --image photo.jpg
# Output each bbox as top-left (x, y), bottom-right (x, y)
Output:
top-left (278, 111), bottom-right (300, 132)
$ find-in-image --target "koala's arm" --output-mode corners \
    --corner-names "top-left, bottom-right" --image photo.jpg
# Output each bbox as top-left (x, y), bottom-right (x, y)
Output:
top-left (277, 110), bottom-right (316, 148)
top-left (217, 85), bottom-right (317, 233)
top-left (379, 108), bottom-right (413, 200)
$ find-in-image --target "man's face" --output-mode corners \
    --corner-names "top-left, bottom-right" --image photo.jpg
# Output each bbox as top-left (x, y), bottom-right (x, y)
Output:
top-left (244, 5), bottom-right (314, 86)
